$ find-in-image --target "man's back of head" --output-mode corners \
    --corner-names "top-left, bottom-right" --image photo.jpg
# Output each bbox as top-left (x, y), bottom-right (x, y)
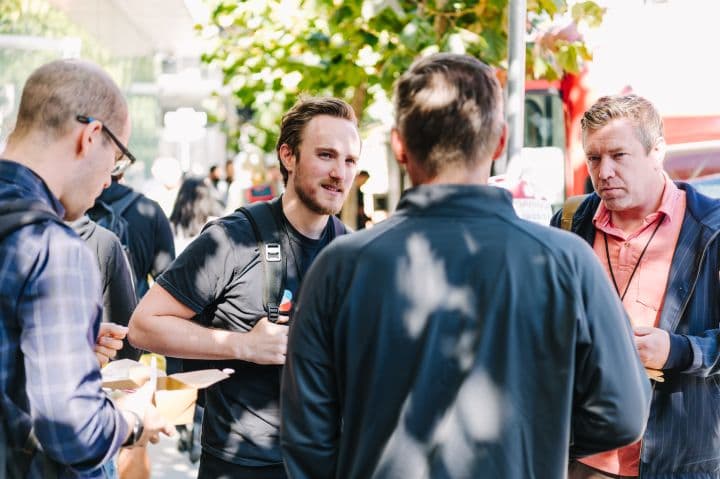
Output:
top-left (393, 53), bottom-right (505, 183)
top-left (281, 53), bottom-right (651, 479)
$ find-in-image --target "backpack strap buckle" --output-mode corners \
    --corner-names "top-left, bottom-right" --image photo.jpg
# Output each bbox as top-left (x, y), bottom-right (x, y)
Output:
top-left (267, 305), bottom-right (280, 322)
top-left (265, 243), bottom-right (281, 262)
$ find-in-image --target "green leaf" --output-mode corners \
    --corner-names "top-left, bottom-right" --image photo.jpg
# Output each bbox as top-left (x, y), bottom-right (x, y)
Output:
top-left (537, 0), bottom-right (562, 16)
top-left (532, 55), bottom-right (548, 79)
top-left (571, 1), bottom-right (606, 28)
top-left (332, 4), bottom-right (355, 24)
top-left (196, 0), bottom-right (604, 153)
top-left (557, 43), bottom-right (579, 73)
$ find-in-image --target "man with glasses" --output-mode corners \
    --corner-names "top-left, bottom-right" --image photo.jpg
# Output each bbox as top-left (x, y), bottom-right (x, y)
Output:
top-left (0, 59), bottom-right (173, 477)
top-left (77, 115), bottom-right (137, 176)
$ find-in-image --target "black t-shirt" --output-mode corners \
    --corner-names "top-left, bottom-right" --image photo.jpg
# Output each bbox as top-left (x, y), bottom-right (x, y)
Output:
top-left (156, 200), bottom-right (332, 466)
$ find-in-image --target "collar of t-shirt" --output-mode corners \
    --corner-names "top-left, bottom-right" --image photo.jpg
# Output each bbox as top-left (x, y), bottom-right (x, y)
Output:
top-left (273, 200), bottom-right (331, 248)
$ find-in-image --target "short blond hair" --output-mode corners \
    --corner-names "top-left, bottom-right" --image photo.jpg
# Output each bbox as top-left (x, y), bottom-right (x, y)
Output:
top-left (581, 94), bottom-right (663, 153)
top-left (8, 59), bottom-right (127, 144)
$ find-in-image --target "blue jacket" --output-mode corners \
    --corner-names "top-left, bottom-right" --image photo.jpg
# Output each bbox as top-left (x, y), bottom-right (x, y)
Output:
top-left (551, 183), bottom-right (720, 478)
top-left (282, 184), bottom-right (651, 479)
top-left (0, 160), bottom-right (127, 478)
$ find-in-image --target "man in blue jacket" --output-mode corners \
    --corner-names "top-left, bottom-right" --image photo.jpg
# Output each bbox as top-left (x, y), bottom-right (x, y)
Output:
top-left (552, 94), bottom-right (720, 478)
top-left (280, 53), bottom-right (651, 479)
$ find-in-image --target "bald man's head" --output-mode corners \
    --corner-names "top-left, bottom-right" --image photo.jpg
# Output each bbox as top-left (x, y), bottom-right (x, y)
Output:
top-left (8, 59), bottom-right (127, 145)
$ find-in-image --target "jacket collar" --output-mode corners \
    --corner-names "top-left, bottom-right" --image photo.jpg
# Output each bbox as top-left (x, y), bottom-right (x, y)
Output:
top-left (98, 180), bottom-right (131, 203)
top-left (396, 183), bottom-right (517, 219)
top-left (575, 183), bottom-right (720, 237)
top-left (0, 159), bottom-right (65, 217)
top-left (66, 214), bottom-right (96, 240)
top-left (574, 183), bottom-right (720, 332)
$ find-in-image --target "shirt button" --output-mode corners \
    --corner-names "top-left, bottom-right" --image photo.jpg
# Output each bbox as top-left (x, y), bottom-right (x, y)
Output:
top-left (624, 242), bottom-right (630, 248)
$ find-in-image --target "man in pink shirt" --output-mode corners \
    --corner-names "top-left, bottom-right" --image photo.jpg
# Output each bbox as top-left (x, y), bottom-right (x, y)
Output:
top-left (552, 94), bottom-right (720, 478)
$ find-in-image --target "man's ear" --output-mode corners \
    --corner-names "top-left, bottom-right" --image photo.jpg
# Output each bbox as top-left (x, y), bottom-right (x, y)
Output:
top-left (491, 123), bottom-right (508, 161)
top-left (390, 128), bottom-right (408, 167)
top-left (278, 143), bottom-right (295, 178)
top-left (391, 127), bottom-right (425, 185)
top-left (76, 120), bottom-right (102, 158)
top-left (650, 137), bottom-right (666, 170)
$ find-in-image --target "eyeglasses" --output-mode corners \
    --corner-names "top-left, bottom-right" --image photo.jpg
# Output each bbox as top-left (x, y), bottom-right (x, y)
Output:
top-left (76, 115), bottom-right (136, 176)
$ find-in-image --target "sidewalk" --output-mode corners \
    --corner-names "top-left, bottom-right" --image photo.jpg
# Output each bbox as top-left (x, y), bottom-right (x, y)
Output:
top-left (147, 434), bottom-right (199, 478)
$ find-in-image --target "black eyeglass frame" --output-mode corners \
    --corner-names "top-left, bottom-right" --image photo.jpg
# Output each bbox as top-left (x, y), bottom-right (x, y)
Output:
top-left (76, 114), bottom-right (136, 175)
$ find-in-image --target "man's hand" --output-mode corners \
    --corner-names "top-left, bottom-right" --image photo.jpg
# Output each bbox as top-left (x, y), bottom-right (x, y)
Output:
top-left (633, 326), bottom-right (670, 370)
top-left (95, 323), bottom-right (128, 367)
top-left (117, 382), bottom-right (174, 447)
top-left (237, 316), bottom-right (289, 365)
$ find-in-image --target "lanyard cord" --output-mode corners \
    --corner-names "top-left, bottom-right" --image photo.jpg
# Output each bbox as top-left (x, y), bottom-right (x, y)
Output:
top-left (604, 216), bottom-right (665, 301)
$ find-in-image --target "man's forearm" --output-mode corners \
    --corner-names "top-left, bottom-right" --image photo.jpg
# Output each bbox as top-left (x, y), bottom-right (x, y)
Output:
top-left (129, 284), bottom-right (287, 365)
top-left (128, 312), bottom-right (242, 360)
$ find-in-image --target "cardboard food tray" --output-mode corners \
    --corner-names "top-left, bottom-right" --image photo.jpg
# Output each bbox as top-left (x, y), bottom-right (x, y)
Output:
top-left (102, 359), bottom-right (231, 425)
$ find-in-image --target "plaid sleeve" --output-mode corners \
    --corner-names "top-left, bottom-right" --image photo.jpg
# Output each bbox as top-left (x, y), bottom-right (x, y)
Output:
top-left (17, 225), bottom-right (128, 471)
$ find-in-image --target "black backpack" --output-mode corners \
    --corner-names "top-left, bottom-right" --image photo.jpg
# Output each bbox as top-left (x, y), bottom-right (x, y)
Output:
top-left (90, 190), bottom-right (140, 249)
top-left (181, 197), bottom-right (349, 374)
top-left (0, 199), bottom-right (63, 478)
top-left (237, 197), bottom-right (348, 322)
top-left (88, 190), bottom-right (141, 279)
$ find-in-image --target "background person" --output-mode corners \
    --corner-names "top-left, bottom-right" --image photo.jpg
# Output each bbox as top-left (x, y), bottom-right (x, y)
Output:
top-left (167, 175), bottom-right (224, 463)
top-left (68, 215), bottom-right (139, 360)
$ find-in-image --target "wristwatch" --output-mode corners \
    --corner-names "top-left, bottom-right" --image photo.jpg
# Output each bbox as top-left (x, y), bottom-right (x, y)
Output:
top-left (122, 410), bottom-right (144, 447)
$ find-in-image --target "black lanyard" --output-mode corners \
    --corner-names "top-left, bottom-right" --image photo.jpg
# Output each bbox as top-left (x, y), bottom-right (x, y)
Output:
top-left (603, 216), bottom-right (665, 301)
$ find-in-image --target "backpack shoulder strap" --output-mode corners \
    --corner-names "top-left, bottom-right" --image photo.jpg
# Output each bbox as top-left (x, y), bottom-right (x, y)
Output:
top-left (560, 194), bottom-right (589, 232)
top-left (330, 215), bottom-right (349, 239)
top-left (0, 200), bottom-right (61, 241)
top-left (112, 190), bottom-right (142, 215)
top-left (236, 197), bottom-right (286, 322)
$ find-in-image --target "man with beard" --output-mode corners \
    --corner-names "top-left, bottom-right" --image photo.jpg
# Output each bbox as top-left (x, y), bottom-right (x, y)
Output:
top-left (128, 96), bottom-right (360, 479)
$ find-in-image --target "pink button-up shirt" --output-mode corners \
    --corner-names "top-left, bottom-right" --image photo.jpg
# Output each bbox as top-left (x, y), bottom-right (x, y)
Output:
top-left (581, 174), bottom-right (686, 476)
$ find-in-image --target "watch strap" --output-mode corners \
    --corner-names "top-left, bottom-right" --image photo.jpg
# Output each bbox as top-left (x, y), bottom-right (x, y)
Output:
top-left (121, 410), bottom-right (144, 447)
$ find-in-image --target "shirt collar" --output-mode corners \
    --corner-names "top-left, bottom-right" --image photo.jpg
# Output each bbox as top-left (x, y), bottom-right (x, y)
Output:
top-left (0, 159), bottom-right (66, 217)
top-left (396, 183), bottom-right (517, 219)
top-left (593, 172), bottom-right (679, 231)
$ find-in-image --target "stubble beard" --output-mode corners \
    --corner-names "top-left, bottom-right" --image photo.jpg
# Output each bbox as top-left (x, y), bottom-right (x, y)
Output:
top-left (295, 180), bottom-right (341, 216)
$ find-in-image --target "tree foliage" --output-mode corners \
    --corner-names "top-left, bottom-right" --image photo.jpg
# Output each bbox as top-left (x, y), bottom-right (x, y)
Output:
top-left (199, 0), bottom-right (604, 152)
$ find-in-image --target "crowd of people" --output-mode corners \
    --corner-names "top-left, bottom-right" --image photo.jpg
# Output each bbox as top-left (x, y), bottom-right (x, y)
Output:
top-left (1, 51), bottom-right (720, 479)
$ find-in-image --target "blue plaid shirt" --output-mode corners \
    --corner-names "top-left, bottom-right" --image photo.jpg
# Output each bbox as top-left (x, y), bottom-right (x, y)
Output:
top-left (0, 160), bottom-right (128, 478)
